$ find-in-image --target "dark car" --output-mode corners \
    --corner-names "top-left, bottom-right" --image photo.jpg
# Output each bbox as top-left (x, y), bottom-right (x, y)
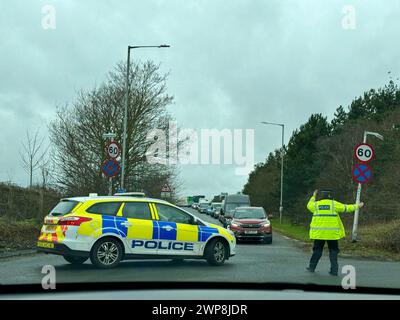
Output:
top-left (227, 207), bottom-right (272, 244)
top-left (198, 202), bottom-right (210, 214)
top-left (205, 206), bottom-right (214, 216)
top-left (220, 194), bottom-right (251, 227)
top-left (210, 202), bottom-right (222, 218)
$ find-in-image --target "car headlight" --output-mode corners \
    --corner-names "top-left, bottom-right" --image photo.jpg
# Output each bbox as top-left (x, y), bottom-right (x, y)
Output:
top-left (230, 222), bottom-right (240, 227)
top-left (261, 221), bottom-right (271, 227)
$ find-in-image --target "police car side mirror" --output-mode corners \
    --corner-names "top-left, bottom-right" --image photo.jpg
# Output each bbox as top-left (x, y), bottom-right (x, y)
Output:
top-left (190, 216), bottom-right (198, 225)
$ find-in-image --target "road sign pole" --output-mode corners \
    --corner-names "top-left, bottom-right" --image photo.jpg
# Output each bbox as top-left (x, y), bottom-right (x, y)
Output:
top-left (109, 136), bottom-right (114, 196)
top-left (352, 132), bottom-right (366, 242)
top-left (109, 177), bottom-right (112, 196)
top-left (352, 183), bottom-right (362, 242)
top-left (351, 130), bottom-right (383, 242)
top-left (279, 124), bottom-right (284, 225)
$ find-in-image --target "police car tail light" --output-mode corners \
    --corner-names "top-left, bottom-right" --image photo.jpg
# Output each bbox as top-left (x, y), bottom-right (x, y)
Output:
top-left (58, 216), bottom-right (92, 226)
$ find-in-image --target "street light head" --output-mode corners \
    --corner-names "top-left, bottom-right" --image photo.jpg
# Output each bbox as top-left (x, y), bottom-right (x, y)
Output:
top-left (261, 121), bottom-right (284, 127)
top-left (128, 45), bottom-right (170, 49)
top-left (365, 131), bottom-right (384, 141)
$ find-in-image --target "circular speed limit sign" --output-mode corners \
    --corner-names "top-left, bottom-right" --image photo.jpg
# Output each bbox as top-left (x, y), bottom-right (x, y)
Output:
top-left (354, 143), bottom-right (375, 163)
top-left (105, 141), bottom-right (121, 159)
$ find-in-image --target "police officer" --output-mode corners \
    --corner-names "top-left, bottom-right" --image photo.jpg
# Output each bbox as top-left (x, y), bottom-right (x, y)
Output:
top-left (306, 189), bottom-right (364, 276)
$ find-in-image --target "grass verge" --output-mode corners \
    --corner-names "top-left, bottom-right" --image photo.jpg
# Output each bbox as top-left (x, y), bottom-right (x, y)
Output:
top-left (0, 217), bottom-right (41, 253)
top-left (273, 218), bottom-right (400, 261)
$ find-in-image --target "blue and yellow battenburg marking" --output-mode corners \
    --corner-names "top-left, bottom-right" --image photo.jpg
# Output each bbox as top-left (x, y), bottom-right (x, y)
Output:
top-left (97, 216), bottom-right (219, 243)
top-left (102, 215), bottom-right (128, 237)
top-left (198, 225), bottom-right (219, 242)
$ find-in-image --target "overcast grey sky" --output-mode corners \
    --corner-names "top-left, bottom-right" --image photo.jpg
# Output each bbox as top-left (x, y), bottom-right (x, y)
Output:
top-left (1, 0), bottom-right (400, 199)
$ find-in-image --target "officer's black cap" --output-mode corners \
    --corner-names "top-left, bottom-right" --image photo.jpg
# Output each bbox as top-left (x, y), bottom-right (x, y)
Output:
top-left (320, 189), bottom-right (334, 200)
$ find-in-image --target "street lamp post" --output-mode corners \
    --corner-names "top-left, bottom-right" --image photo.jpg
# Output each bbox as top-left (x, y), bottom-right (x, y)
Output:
top-left (261, 121), bottom-right (285, 224)
top-left (120, 44), bottom-right (170, 190)
top-left (352, 130), bottom-right (383, 242)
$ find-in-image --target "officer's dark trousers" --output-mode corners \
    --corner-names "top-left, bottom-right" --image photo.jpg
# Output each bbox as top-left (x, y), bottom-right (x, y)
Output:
top-left (309, 240), bottom-right (339, 273)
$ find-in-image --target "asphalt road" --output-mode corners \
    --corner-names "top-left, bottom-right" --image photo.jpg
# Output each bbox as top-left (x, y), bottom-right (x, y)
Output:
top-left (1, 208), bottom-right (400, 289)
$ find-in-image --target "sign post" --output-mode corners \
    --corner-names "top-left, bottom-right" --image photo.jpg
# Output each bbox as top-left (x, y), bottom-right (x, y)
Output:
top-left (351, 131), bottom-right (383, 242)
top-left (102, 133), bottom-right (121, 196)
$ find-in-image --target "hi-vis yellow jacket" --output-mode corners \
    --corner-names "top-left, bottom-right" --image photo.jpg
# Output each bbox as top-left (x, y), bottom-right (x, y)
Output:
top-left (307, 196), bottom-right (358, 240)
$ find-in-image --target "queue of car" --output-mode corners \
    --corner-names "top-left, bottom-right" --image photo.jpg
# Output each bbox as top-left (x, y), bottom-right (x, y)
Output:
top-left (191, 193), bottom-right (273, 244)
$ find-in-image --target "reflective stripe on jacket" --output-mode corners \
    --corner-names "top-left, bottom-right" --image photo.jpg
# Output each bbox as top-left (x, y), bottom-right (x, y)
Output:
top-left (307, 196), bottom-right (357, 240)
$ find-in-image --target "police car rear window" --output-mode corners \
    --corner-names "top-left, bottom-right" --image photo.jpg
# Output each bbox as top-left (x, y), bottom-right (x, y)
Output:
top-left (50, 200), bottom-right (79, 216)
top-left (86, 202), bottom-right (122, 216)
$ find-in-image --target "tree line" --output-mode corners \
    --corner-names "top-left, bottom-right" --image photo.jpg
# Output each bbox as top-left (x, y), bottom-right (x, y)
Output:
top-left (243, 81), bottom-right (400, 227)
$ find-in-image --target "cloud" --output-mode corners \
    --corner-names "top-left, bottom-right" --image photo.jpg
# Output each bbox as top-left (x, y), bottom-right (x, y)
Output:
top-left (1, 0), bottom-right (399, 197)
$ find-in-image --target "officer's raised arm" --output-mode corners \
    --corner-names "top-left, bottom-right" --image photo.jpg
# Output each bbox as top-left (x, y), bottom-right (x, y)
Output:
top-left (307, 189), bottom-right (318, 213)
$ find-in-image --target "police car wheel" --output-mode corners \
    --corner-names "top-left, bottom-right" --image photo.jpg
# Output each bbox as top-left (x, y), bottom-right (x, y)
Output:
top-left (63, 255), bottom-right (88, 265)
top-left (205, 238), bottom-right (227, 266)
top-left (90, 238), bottom-right (123, 269)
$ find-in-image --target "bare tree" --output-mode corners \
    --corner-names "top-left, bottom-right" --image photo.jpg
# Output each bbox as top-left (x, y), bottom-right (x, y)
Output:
top-left (20, 129), bottom-right (48, 188)
top-left (39, 152), bottom-right (54, 190)
top-left (49, 60), bottom-right (180, 196)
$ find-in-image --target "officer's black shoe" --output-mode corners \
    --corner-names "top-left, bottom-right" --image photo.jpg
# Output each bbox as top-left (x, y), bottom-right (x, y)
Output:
top-left (306, 267), bottom-right (315, 273)
top-left (329, 271), bottom-right (338, 276)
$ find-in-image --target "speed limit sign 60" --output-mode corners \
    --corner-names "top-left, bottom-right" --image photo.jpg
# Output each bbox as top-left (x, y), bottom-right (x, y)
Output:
top-left (354, 143), bottom-right (375, 163)
top-left (105, 141), bottom-right (121, 159)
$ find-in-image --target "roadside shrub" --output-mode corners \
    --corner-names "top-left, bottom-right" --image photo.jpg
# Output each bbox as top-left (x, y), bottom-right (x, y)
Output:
top-left (0, 218), bottom-right (41, 251)
top-left (380, 222), bottom-right (400, 253)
